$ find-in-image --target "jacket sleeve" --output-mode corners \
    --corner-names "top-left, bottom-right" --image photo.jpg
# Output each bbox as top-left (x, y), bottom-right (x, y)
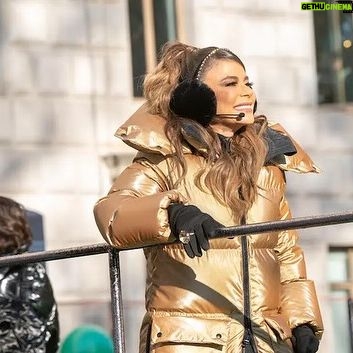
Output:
top-left (93, 156), bottom-right (187, 249)
top-left (275, 195), bottom-right (324, 338)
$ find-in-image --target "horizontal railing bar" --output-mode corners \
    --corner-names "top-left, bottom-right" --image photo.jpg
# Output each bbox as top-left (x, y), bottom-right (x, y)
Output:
top-left (0, 243), bottom-right (110, 267)
top-left (213, 210), bottom-right (353, 237)
top-left (0, 210), bottom-right (352, 268)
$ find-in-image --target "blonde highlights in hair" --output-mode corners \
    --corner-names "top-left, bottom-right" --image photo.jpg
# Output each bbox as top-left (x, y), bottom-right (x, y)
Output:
top-left (197, 120), bottom-right (268, 223)
top-left (143, 42), bottom-right (198, 118)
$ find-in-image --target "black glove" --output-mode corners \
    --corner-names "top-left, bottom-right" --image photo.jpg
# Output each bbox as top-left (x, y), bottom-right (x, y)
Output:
top-left (292, 325), bottom-right (319, 353)
top-left (168, 204), bottom-right (223, 258)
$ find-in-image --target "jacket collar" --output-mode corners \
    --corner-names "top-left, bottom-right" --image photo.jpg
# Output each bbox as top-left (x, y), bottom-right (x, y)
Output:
top-left (267, 122), bottom-right (319, 173)
top-left (115, 104), bottom-right (319, 174)
top-left (115, 103), bottom-right (177, 156)
top-left (264, 127), bottom-right (297, 165)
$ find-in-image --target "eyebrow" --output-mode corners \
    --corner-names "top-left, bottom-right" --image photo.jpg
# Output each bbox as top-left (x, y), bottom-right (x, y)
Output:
top-left (220, 75), bottom-right (249, 82)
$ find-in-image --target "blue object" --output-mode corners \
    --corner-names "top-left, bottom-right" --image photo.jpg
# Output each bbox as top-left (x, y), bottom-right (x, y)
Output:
top-left (26, 210), bottom-right (45, 252)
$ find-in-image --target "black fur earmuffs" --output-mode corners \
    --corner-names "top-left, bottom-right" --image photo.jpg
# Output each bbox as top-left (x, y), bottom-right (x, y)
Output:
top-left (169, 80), bottom-right (217, 126)
top-left (169, 47), bottom-right (219, 127)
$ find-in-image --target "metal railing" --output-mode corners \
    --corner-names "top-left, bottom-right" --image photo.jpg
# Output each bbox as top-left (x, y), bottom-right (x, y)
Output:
top-left (1, 210), bottom-right (353, 353)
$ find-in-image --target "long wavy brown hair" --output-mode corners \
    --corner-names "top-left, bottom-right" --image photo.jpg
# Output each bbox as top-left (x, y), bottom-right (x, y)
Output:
top-left (144, 42), bottom-right (268, 223)
top-left (0, 196), bottom-right (32, 255)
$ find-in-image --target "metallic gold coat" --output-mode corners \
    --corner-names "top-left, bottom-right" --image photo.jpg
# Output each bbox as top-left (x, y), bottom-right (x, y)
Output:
top-left (94, 105), bottom-right (323, 353)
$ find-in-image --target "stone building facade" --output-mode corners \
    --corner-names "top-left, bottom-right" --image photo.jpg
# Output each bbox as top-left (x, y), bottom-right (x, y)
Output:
top-left (0, 1), bottom-right (352, 352)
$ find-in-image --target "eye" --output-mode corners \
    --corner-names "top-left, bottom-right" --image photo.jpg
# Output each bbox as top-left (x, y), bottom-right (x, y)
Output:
top-left (225, 81), bottom-right (237, 87)
top-left (246, 82), bottom-right (254, 89)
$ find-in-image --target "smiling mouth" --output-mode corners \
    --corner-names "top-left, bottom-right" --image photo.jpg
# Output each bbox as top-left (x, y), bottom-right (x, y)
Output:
top-left (234, 104), bottom-right (253, 111)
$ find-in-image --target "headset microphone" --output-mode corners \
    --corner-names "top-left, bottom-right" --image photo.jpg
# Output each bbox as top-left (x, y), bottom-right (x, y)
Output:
top-left (215, 112), bottom-right (245, 121)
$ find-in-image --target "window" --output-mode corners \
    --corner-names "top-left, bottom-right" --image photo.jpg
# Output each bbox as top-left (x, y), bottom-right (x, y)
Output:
top-left (128, 0), bottom-right (179, 97)
top-left (313, 8), bottom-right (353, 103)
top-left (328, 247), bottom-right (353, 353)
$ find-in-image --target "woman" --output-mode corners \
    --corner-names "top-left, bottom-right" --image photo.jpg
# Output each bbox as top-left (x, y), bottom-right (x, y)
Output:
top-left (0, 196), bottom-right (59, 353)
top-left (94, 42), bottom-right (323, 353)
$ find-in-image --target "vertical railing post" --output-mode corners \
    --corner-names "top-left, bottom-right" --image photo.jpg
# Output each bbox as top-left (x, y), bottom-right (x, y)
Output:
top-left (348, 298), bottom-right (353, 353)
top-left (108, 248), bottom-right (126, 353)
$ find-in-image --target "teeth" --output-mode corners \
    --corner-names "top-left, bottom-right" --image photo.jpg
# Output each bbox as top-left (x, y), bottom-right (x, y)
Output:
top-left (236, 105), bottom-right (251, 109)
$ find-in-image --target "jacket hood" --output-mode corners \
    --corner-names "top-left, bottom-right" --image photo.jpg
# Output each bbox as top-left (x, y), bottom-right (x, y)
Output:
top-left (115, 104), bottom-right (319, 174)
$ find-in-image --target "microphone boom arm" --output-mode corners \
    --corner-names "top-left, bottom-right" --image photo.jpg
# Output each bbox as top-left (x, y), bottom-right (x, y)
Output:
top-left (215, 112), bottom-right (245, 121)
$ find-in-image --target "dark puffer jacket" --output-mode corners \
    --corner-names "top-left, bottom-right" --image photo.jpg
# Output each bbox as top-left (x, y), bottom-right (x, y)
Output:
top-left (0, 262), bottom-right (59, 353)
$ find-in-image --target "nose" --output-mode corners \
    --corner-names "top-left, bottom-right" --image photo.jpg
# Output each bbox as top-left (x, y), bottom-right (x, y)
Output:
top-left (241, 83), bottom-right (253, 97)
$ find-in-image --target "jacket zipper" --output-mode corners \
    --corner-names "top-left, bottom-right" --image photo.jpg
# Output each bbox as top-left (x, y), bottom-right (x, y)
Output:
top-left (241, 235), bottom-right (258, 353)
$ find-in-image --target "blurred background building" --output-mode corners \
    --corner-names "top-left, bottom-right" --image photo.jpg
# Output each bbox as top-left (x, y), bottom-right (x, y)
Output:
top-left (0, 0), bottom-right (352, 352)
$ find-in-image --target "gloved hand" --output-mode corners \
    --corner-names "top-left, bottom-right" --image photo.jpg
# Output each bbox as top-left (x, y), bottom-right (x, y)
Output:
top-left (167, 204), bottom-right (223, 258)
top-left (292, 325), bottom-right (319, 353)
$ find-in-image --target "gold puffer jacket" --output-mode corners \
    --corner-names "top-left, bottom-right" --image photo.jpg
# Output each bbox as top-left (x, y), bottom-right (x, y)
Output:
top-left (94, 105), bottom-right (323, 353)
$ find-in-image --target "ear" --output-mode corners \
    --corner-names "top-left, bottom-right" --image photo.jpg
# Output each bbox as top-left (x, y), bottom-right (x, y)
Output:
top-left (169, 80), bottom-right (217, 127)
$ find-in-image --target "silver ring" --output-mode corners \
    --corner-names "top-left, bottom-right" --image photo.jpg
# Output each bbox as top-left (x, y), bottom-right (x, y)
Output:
top-left (179, 230), bottom-right (194, 244)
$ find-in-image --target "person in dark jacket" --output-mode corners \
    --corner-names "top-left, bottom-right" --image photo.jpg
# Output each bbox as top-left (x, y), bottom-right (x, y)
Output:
top-left (0, 196), bottom-right (59, 353)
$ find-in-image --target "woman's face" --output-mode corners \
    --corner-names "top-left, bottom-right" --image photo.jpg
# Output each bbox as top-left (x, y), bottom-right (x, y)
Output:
top-left (202, 59), bottom-right (256, 136)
